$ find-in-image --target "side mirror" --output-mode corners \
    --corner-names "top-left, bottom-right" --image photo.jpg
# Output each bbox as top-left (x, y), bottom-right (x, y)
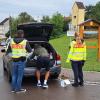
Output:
top-left (1, 49), bottom-right (6, 52)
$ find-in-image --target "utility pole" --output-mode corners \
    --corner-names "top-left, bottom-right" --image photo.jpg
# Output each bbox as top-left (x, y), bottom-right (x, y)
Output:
top-left (9, 16), bottom-right (12, 37)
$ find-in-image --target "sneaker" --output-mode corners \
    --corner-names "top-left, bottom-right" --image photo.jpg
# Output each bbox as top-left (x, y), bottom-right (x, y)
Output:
top-left (11, 90), bottom-right (16, 93)
top-left (42, 84), bottom-right (48, 89)
top-left (16, 89), bottom-right (26, 93)
top-left (72, 83), bottom-right (79, 87)
top-left (37, 83), bottom-right (42, 87)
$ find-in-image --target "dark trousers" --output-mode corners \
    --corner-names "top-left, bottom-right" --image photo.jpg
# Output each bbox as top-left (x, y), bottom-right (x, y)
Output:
top-left (36, 56), bottom-right (51, 71)
top-left (71, 60), bottom-right (84, 84)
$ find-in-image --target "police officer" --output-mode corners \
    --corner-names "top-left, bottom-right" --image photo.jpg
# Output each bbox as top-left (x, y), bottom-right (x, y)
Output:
top-left (6, 30), bottom-right (32, 93)
top-left (66, 36), bottom-right (86, 87)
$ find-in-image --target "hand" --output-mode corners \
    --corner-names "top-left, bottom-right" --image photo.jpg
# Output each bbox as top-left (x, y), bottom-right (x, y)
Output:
top-left (27, 52), bottom-right (33, 58)
top-left (81, 60), bottom-right (85, 66)
top-left (34, 56), bottom-right (37, 60)
top-left (32, 49), bottom-right (34, 52)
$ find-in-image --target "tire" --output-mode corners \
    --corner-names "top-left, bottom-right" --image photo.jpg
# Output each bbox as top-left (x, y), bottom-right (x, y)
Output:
top-left (6, 63), bottom-right (12, 83)
top-left (7, 71), bottom-right (12, 82)
top-left (7, 62), bottom-right (12, 82)
top-left (3, 60), bottom-right (6, 71)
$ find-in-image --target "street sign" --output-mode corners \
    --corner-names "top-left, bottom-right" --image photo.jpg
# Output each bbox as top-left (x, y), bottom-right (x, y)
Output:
top-left (67, 31), bottom-right (75, 36)
top-left (0, 34), bottom-right (6, 39)
top-left (84, 31), bottom-right (98, 34)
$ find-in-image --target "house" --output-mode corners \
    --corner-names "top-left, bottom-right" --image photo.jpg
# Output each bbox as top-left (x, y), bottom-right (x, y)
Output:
top-left (72, 2), bottom-right (85, 32)
top-left (0, 18), bottom-right (10, 39)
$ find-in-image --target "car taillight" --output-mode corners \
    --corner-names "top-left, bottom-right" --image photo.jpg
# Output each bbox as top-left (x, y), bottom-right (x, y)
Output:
top-left (56, 54), bottom-right (61, 66)
top-left (56, 54), bottom-right (61, 60)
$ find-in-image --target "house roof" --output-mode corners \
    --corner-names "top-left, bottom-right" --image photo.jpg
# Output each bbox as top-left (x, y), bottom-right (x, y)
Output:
top-left (64, 16), bottom-right (71, 21)
top-left (75, 2), bottom-right (85, 9)
top-left (78, 19), bottom-right (100, 26)
top-left (0, 18), bottom-right (9, 25)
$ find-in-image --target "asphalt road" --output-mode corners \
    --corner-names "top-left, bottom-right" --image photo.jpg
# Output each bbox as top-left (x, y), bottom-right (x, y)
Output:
top-left (0, 54), bottom-right (100, 100)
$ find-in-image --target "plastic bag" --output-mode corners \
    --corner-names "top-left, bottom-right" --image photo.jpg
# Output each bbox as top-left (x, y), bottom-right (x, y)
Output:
top-left (60, 79), bottom-right (71, 87)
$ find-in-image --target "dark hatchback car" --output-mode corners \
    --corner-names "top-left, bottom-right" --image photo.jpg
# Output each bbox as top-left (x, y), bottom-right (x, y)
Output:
top-left (2, 23), bottom-right (61, 82)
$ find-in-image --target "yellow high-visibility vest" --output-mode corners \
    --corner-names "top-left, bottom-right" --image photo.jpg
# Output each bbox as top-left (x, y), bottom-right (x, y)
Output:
top-left (10, 39), bottom-right (27, 58)
top-left (66, 41), bottom-right (86, 62)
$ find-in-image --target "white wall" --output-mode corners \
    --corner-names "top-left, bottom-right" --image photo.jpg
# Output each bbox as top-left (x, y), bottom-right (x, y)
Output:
top-left (0, 25), bottom-right (4, 34)
top-left (0, 19), bottom-right (9, 35)
top-left (3, 20), bottom-right (9, 34)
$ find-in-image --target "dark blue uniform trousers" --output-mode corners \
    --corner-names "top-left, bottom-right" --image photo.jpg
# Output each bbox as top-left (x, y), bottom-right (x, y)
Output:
top-left (71, 60), bottom-right (84, 84)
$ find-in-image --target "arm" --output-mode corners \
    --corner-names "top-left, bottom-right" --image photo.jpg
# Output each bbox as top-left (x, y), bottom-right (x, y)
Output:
top-left (26, 41), bottom-right (32, 53)
top-left (66, 42), bottom-right (74, 63)
top-left (83, 42), bottom-right (86, 61)
top-left (6, 43), bottom-right (12, 55)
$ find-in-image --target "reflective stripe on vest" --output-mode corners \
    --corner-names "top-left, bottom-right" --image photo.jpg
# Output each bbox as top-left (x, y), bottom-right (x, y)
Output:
top-left (67, 42), bottom-right (86, 61)
top-left (10, 39), bottom-right (27, 58)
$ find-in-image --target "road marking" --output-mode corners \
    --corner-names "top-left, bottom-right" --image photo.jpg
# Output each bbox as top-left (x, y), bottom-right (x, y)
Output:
top-left (70, 80), bottom-right (100, 86)
top-left (85, 81), bottom-right (100, 86)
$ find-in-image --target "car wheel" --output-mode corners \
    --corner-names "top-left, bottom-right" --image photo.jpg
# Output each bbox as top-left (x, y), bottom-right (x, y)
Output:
top-left (3, 60), bottom-right (6, 71)
top-left (7, 70), bottom-right (12, 82)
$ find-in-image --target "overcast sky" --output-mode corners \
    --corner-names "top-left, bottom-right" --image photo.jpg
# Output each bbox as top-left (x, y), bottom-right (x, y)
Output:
top-left (0, 0), bottom-right (99, 21)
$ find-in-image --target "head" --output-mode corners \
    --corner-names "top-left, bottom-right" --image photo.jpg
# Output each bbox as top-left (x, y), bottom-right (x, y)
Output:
top-left (15, 30), bottom-right (24, 38)
top-left (76, 36), bottom-right (82, 44)
top-left (74, 32), bottom-right (80, 38)
top-left (34, 44), bottom-right (41, 49)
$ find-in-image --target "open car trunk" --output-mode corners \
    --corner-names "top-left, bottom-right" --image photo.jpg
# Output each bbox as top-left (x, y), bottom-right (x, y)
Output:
top-left (17, 23), bottom-right (53, 41)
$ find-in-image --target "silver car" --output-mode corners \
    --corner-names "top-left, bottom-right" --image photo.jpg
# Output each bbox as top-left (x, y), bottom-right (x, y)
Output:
top-left (2, 23), bottom-right (61, 82)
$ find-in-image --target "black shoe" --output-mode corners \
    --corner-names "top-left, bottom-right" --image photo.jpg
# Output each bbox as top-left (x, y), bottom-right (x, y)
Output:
top-left (72, 83), bottom-right (79, 87)
top-left (79, 82), bottom-right (84, 86)
top-left (16, 89), bottom-right (26, 93)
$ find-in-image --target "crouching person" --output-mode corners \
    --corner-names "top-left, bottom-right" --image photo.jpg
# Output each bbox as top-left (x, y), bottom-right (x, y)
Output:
top-left (33, 44), bottom-right (51, 89)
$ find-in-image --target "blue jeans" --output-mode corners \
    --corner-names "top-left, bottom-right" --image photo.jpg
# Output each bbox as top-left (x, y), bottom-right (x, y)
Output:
top-left (11, 61), bottom-right (25, 91)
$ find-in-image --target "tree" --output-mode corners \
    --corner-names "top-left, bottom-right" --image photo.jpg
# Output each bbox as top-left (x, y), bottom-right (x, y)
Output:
top-left (49, 12), bottom-right (64, 37)
top-left (9, 17), bottom-right (18, 37)
top-left (63, 17), bottom-right (71, 32)
top-left (41, 16), bottom-right (50, 23)
top-left (92, 2), bottom-right (100, 21)
top-left (18, 12), bottom-right (36, 24)
top-left (85, 2), bottom-right (100, 21)
top-left (9, 12), bottom-right (36, 36)
top-left (85, 5), bottom-right (94, 20)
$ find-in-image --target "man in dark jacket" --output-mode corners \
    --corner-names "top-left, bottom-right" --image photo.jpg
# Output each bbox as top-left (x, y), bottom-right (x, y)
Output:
top-left (6, 30), bottom-right (32, 93)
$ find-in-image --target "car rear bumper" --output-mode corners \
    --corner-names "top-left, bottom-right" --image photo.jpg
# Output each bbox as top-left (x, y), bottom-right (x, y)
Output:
top-left (24, 66), bottom-right (61, 76)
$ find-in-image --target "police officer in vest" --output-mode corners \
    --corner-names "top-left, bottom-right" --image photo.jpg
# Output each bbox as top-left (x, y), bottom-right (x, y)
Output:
top-left (66, 36), bottom-right (86, 87)
top-left (6, 30), bottom-right (32, 93)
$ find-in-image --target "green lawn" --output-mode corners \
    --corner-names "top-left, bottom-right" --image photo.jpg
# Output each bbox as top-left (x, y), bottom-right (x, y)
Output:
top-left (50, 34), bottom-right (100, 71)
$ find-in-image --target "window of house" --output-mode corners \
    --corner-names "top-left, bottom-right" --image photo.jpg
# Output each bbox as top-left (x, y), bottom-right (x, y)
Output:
top-left (74, 16), bottom-right (76, 19)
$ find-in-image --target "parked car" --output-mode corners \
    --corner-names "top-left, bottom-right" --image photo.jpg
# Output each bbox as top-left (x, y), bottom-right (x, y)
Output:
top-left (0, 40), bottom-right (6, 46)
top-left (2, 23), bottom-right (61, 82)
